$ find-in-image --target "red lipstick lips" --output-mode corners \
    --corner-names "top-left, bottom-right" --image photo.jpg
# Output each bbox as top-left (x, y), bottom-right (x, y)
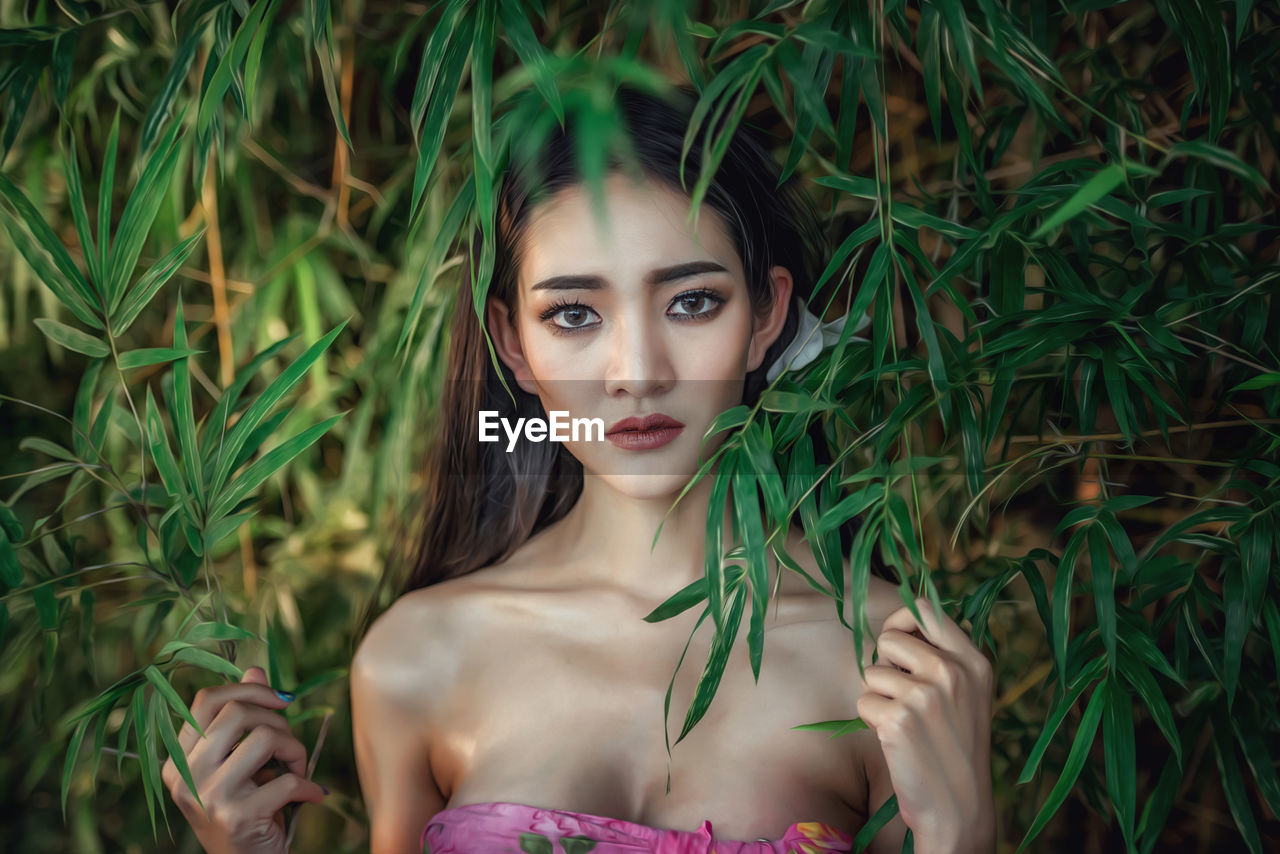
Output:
top-left (605, 413), bottom-right (685, 450)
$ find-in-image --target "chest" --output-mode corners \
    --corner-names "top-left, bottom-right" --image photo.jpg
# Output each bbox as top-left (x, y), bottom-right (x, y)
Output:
top-left (428, 600), bottom-right (871, 840)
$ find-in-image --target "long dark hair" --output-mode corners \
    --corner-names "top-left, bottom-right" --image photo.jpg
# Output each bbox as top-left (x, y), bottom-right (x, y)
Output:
top-left (359, 85), bottom-right (878, 636)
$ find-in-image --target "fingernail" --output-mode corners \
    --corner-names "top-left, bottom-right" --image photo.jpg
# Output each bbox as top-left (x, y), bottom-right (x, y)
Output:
top-left (274, 689), bottom-right (296, 702)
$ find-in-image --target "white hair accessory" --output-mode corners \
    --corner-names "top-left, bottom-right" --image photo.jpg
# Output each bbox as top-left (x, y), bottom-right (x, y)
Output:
top-left (765, 297), bottom-right (872, 383)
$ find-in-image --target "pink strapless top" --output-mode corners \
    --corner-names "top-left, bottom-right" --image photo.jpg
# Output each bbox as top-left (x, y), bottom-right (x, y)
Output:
top-left (422, 800), bottom-right (854, 853)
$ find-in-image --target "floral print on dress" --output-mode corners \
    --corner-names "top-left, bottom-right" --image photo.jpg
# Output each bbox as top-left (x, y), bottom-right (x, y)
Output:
top-left (423, 801), bottom-right (853, 853)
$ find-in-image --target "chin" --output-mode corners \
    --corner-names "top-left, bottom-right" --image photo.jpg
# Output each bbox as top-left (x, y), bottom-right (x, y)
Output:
top-left (584, 471), bottom-right (700, 501)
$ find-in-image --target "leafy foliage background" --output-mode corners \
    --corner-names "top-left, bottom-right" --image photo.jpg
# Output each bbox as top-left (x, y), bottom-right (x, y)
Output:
top-left (1, 1), bottom-right (1278, 852)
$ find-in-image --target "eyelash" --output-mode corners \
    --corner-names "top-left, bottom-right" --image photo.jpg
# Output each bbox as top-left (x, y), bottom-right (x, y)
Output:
top-left (538, 288), bottom-right (726, 334)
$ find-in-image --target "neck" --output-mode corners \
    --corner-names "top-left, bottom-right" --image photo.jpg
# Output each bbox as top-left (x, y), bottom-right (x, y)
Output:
top-left (552, 467), bottom-right (736, 608)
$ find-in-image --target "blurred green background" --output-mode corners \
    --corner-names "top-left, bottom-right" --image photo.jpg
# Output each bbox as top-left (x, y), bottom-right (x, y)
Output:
top-left (2, 1), bottom-right (1279, 852)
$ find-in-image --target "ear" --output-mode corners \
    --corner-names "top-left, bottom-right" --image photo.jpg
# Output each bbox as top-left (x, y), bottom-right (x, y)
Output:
top-left (746, 265), bottom-right (794, 372)
top-left (486, 297), bottom-right (538, 394)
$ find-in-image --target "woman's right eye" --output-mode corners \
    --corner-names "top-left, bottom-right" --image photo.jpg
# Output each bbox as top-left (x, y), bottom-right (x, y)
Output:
top-left (542, 303), bottom-right (601, 332)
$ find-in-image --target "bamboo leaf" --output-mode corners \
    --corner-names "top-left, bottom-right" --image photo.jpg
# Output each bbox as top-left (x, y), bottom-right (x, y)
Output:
top-left (105, 107), bottom-right (187, 315)
top-left (210, 413), bottom-right (343, 521)
top-left (791, 717), bottom-right (868, 737)
top-left (1103, 675), bottom-right (1137, 851)
top-left (60, 716), bottom-right (90, 821)
top-left (643, 576), bottom-right (708, 623)
top-left (171, 295), bottom-right (203, 502)
top-left (676, 583), bottom-right (746, 743)
top-left (1017, 656), bottom-right (1106, 784)
top-left (33, 318), bottom-right (110, 358)
top-left (113, 229), bottom-right (205, 336)
top-left (117, 348), bottom-right (204, 371)
top-left (1017, 683), bottom-right (1106, 852)
top-left (210, 321), bottom-right (347, 497)
top-left (132, 686), bottom-right (159, 835)
top-left (852, 794), bottom-right (900, 854)
top-left (732, 468), bottom-right (768, 681)
top-left (1031, 163), bottom-right (1126, 239)
top-left (1213, 708), bottom-right (1264, 854)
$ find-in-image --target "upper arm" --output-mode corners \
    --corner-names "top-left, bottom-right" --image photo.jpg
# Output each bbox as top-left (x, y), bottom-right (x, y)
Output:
top-left (853, 579), bottom-right (911, 854)
top-left (862, 747), bottom-right (910, 854)
top-left (351, 595), bottom-right (449, 854)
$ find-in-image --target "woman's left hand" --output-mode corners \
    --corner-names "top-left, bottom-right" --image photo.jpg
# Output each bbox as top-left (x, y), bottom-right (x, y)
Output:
top-left (855, 597), bottom-right (995, 854)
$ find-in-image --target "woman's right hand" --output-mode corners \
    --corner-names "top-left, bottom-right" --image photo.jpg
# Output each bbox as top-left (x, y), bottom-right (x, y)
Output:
top-left (161, 666), bottom-right (327, 854)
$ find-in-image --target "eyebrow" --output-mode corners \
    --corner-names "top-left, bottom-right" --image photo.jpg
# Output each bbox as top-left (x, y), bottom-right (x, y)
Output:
top-left (529, 260), bottom-right (730, 292)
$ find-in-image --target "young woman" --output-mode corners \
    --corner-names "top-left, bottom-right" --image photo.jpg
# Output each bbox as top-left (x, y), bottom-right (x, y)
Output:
top-left (162, 86), bottom-right (995, 854)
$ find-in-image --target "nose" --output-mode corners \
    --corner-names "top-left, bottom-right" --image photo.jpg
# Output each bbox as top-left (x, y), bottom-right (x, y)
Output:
top-left (603, 309), bottom-right (675, 399)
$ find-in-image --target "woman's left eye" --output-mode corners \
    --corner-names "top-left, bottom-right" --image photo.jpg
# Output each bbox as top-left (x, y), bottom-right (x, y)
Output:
top-left (668, 290), bottom-right (724, 319)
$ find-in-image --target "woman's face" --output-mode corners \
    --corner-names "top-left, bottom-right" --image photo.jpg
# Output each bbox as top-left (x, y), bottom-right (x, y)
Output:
top-left (489, 171), bottom-right (792, 499)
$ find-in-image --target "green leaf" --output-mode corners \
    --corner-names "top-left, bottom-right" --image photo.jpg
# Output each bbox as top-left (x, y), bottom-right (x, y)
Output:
top-left (98, 109), bottom-right (120, 280)
top-left (409, 8), bottom-right (474, 225)
top-left (117, 348), bottom-right (204, 371)
top-left (1016, 683), bottom-right (1106, 852)
top-left (60, 716), bottom-right (90, 821)
top-left (1166, 139), bottom-right (1268, 189)
top-left (852, 794), bottom-right (899, 854)
top-left (1103, 676), bottom-right (1137, 850)
top-left (643, 576), bottom-right (708, 623)
top-left (704, 458), bottom-right (732, 636)
top-left (291, 666), bottom-right (347, 700)
top-left (1017, 656), bottom-right (1106, 784)
top-left (0, 173), bottom-right (100, 327)
top-left (172, 295), bottom-right (203, 501)
top-left (132, 686), bottom-right (159, 835)
top-left (183, 621), bottom-right (259, 644)
top-left (34, 318), bottom-right (110, 358)
top-left (1031, 163), bottom-right (1126, 239)
top-left (153, 683), bottom-right (203, 811)
top-left (197, 0), bottom-right (273, 137)
top-left (1051, 529), bottom-right (1085, 684)
top-left (19, 436), bottom-right (78, 463)
top-left (144, 387), bottom-right (193, 513)
top-left (1230, 371), bottom-right (1280, 392)
top-left (200, 334), bottom-right (296, 461)
top-left (791, 717), bottom-right (868, 737)
top-left (759, 390), bottom-right (835, 414)
top-left (106, 104), bottom-right (187, 315)
top-left (1088, 525), bottom-right (1117, 663)
top-left (0, 534), bottom-right (21, 588)
top-left (210, 321), bottom-right (347, 498)
top-left (677, 584), bottom-right (746, 743)
top-left (210, 413), bottom-right (343, 521)
top-left (143, 665), bottom-right (203, 736)
top-left (732, 468), bottom-right (768, 681)
top-left (1116, 652), bottom-right (1182, 768)
top-left (1213, 708), bottom-right (1264, 854)
top-left (60, 125), bottom-right (99, 291)
top-left (113, 230), bottom-right (206, 336)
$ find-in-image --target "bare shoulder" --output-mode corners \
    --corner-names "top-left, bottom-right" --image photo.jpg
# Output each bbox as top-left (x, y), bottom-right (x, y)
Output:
top-left (778, 523), bottom-right (903, 637)
top-left (351, 579), bottom-right (485, 716)
top-left (351, 580), bottom-right (495, 854)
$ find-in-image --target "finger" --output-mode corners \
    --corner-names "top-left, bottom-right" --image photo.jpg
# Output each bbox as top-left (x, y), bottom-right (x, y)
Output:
top-left (854, 692), bottom-right (896, 734)
top-left (252, 772), bottom-right (327, 817)
top-left (876, 628), bottom-right (948, 675)
top-left (179, 673), bottom-right (294, 754)
top-left (187, 701), bottom-right (294, 778)
top-left (862, 664), bottom-right (921, 700)
top-left (242, 665), bottom-right (270, 686)
top-left (881, 598), bottom-right (970, 653)
top-left (208, 726), bottom-right (309, 796)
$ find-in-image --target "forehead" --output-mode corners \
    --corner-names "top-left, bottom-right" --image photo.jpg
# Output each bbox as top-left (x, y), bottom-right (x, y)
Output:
top-left (518, 172), bottom-right (742, 290)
